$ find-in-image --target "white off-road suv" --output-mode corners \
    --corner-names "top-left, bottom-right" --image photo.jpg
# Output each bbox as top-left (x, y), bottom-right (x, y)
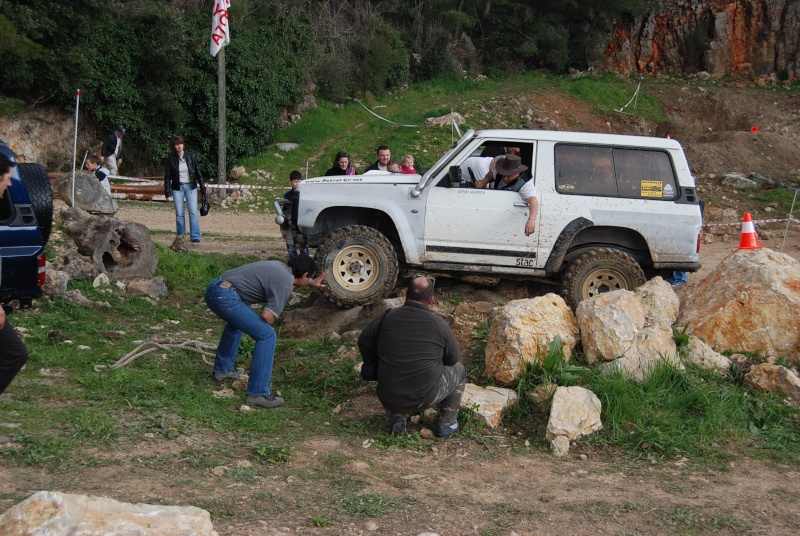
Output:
top-left (275, 129), bottom-right (703, 308)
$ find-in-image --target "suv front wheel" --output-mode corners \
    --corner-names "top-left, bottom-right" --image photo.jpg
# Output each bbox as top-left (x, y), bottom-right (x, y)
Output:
top-left (314, 225), bottom-right (399, 307)
top-left (561, 247), bottom-right (646, 309)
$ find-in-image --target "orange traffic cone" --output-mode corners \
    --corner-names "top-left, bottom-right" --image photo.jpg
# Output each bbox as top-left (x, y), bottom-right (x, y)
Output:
top-left (737, 212), bottom-right (763, 250)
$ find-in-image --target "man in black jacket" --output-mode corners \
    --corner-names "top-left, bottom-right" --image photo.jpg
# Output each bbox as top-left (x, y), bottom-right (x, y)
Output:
top-left (364, 145), bottom-right (391, 172)
top-left (358, 274), bottom-right (465, 438)
top-left (101, 126), bottom-right (125, 176)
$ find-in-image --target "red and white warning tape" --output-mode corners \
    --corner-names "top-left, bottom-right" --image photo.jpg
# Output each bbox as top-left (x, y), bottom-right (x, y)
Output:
top-left (206, 183), bottom-right (284, 191)
top-left (704, 217), bottom-right (799, 229)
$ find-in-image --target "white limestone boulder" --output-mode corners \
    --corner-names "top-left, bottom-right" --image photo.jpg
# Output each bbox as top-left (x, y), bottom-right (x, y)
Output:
top-left (546, 386), bottom-right (603, 456)
top-left (634, 276), bottom-right (680, 326)
top-left (684, 336), bottom-right (731, 374)
top-left (461, 383), bottom-right (518, 428)
top-left (577, 289), bottom-right (681, 380)
top-left (485, 294), bottom-right (579, 384)
top-left (0, 491), bottom-right (218, 536)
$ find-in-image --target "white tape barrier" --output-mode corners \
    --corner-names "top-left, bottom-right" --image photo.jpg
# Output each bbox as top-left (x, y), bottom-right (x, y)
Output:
top-left (704, 217), bottom-right (799, 229)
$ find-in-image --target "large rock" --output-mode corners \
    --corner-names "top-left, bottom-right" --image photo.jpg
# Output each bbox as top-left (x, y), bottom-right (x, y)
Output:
top-left (546, 386), bottom-right (603, 456)
top-left (684, 336), bottom-right (731, 374)
top-left (461, 383), bottom-right (518, 428)
top-left (577, 289), bottom-right (681, 380)
top-left (744, 363), bottom-right (800, 403)
top-left (679, 248), bottom-right (800, 358)
top-left (125, 276), bottom-right (169, 298)
top-left (52, 172), bottom-right (118, 215)
top-left (60, 251), bottom-right (101, 281)
top-left (485, 294), bottom-right (580, 385)
top-left (634, 276), bottom-right (679, 326)
top-left (281, 296), bottom-right (404, 338)
top-left (42, 269), bottom-right (70, 298)
top-left (0, 491), bottom-right (218, 535)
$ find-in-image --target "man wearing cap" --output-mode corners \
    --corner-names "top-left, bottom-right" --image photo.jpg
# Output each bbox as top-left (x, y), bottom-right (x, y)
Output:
top-left (101, 126), bottom-right (125, 176)
top-left (474, 154), bottom-right (539, 237)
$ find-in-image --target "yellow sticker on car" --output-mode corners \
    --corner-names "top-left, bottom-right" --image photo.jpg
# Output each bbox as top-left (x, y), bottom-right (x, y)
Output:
top-left (640, 180), bottom-right (663, 197)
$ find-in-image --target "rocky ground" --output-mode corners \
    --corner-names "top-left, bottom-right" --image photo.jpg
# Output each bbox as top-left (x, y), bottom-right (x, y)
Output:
top-left (10, 79), bottom-right (800, 535)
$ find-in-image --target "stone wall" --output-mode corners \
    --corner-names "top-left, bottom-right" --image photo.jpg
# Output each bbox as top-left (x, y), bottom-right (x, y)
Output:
top-left (605, 0), bottom-right (800, 79)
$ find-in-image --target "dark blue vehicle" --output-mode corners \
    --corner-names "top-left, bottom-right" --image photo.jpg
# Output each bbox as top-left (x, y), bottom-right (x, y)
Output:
top-left (0, 139), bottom-right (52, 310)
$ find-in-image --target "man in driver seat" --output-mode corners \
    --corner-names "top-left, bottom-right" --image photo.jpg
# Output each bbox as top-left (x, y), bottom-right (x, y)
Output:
top-left (474, 154), bottom-right (539, 237)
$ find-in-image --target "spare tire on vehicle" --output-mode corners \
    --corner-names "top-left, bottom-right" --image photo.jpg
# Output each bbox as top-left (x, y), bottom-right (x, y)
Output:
top-left (17, 163), bottom-right (53, 245)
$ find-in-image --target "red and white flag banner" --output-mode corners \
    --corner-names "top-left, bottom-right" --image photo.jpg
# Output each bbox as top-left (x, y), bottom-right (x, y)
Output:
top-left (210, 0), bottom-right (231, 57)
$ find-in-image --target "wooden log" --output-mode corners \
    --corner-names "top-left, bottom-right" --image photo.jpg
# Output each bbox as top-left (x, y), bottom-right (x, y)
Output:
top-left (60, 207), bottom-right (157, 278)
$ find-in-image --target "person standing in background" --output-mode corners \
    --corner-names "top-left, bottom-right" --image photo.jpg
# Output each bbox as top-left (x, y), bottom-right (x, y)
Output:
top-left (164, 135), bottom-right (206, 243)
top-left (101, 126), bottom-right (125, 176)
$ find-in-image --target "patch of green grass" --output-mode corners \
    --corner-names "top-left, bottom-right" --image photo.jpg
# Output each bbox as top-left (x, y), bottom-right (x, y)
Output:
top-left (254, 443), bottom-right (292, 465)
top-left (556, 73), bottom-right (667, 122)
top-left (309, 515), bottom-right (334, 527)
top-left (583, 361), bottom-right (800, 465)
top-left (752, 186), bottom-right (800, 214)
top-left (332, 492), bottom-right (398, 517)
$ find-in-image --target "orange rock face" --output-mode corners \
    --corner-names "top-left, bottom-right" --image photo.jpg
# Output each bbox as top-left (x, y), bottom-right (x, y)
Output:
top-left (605, 0), bottom-right (799, 79)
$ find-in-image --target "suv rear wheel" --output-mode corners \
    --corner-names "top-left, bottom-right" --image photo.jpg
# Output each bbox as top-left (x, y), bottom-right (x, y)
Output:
top-left (17, 163), bottom-right (53, 245)
top-left (315, 225), bottom-right (399, 307)
top-left (562, 247), bottom-right (646, 309)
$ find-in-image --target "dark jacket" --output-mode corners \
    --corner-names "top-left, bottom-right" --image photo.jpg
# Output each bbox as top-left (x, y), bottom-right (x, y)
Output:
top-left (358, 301), bottom-right (461, 412)
top-left (364, 161), bottom-right (382, 172)
top-left (164, 152), bottom-right (206, 197)
top-left (324, 166), bottom-right (356, 176)
top-left (101, 132), bottom-right (123, 160)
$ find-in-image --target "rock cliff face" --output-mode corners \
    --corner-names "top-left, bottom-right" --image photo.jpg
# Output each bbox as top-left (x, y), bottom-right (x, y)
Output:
top-left (606, 0), bottom-right (800, 79)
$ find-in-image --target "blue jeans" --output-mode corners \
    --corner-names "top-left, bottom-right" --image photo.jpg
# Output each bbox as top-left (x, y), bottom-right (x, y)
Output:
top-left (173, 183), bottom-right (201, 241)
top-left (205, 278), bottom-right (277, 397)
top-left (666, 271), bottom-right (688, 285)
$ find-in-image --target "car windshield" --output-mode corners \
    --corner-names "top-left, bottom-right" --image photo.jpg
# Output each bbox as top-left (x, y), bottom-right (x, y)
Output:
top-left (417, 129), bottom-right (476, 190)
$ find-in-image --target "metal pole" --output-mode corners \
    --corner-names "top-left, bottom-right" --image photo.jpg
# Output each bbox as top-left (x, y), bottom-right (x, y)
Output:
top-left (780, 188), bottom-right (797, 253)
top-left (71, 89), bottom-right (81, 206)
top-left (218, 47), bottom-right (227, 197)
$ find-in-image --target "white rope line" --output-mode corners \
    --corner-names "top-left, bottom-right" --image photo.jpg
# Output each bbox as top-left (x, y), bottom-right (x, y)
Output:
top-left (94, 338), bottom-right (217, 372)
top-left (354, 99), bottom-right (419, 127)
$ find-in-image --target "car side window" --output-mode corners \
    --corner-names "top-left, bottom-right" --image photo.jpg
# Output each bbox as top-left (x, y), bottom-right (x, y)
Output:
top-left (615, 149), bottom-right (677, 199)
top-left (555, 144), bottom-right (677, 199)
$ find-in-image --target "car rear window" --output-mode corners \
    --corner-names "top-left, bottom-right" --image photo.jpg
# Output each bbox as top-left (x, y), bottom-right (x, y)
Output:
top-left (555, 145), bottom-right (678, 200)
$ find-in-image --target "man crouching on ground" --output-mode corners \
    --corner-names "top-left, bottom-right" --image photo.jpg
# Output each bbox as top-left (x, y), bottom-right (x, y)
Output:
top-left (205, 255), bottom-right (327, 409)
top-left (358, 274), bottom-right (465, 438)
